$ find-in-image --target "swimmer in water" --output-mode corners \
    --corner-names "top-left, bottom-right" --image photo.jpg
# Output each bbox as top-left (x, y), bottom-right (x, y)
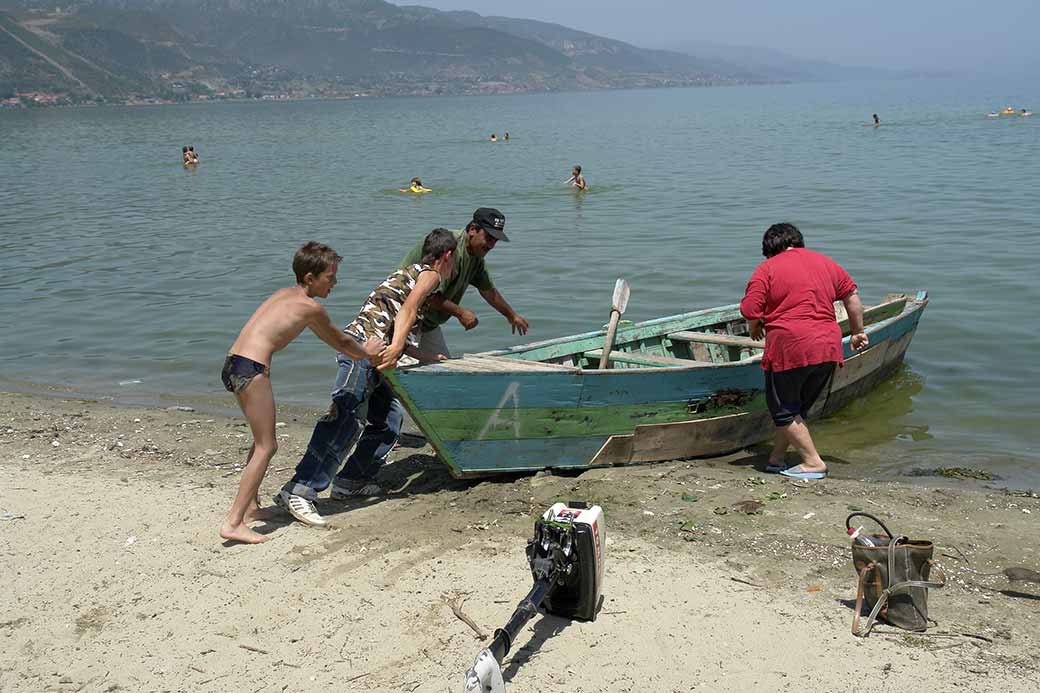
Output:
top-left (400, 177), bottom-right (431, 193)
top-left (565, 165), bottom-right (586, 191)
top-left (872, 113), bottom-right (880, 126)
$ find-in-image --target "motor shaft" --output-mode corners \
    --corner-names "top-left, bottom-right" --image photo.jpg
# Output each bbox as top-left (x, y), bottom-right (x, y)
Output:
top-left (488, 576), bottom-right (555, 663)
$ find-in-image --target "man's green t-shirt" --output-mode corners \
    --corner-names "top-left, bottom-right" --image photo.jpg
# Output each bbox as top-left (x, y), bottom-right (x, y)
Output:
top-left (400, 230), bottom-right (494, 332)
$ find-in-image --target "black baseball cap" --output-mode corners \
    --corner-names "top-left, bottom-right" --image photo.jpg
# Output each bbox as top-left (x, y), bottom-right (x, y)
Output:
top-left (472, 207), bottom-right (508, 242)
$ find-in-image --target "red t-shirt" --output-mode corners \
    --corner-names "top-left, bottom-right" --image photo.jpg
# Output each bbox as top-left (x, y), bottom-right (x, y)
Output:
top-left (739, 248), bottom-right (857, 372)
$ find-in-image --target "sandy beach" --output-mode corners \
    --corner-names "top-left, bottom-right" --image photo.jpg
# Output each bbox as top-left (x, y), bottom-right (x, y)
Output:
top-left (1, 390), bottom-right (1038, 692)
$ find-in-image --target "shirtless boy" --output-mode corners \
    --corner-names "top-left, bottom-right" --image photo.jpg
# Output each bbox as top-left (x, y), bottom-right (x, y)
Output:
top-left (568, 165), bottom-right (586, 190)
top-left (219, 242), bottom-right (382, 544)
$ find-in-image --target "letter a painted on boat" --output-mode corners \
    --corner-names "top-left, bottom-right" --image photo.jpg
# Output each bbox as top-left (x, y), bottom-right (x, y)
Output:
top-left (478, 381), bottom-right (521, 441)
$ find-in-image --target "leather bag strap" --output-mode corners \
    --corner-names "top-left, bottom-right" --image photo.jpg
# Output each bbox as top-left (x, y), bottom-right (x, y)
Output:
top-left (853, 560), bottom-right (946, 637)
top-left (845, 512), bottom-right (895, 539)
top-left (852, 561), bottom-right (878, 637)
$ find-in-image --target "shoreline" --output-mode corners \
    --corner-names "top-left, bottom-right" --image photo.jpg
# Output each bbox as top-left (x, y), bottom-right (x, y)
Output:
top-left (2, 390), bottom-right (1038, 691)
top-left (2, 375), bottom-right (1033, 493)
top-left (0, 79), bottom-right (779, 113)
top-left (0, 376), bottom-right (326, 423)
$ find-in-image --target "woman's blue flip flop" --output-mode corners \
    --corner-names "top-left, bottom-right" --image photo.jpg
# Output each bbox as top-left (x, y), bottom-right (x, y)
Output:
top-left (780, 465), bottom-right (828, 480)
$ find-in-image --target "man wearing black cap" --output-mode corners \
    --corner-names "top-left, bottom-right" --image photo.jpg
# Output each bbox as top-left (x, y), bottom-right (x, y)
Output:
top-left (398, 207), bottom-right (528, 359)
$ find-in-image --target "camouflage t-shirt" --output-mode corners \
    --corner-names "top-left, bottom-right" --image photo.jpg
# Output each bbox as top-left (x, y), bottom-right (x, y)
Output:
top-left (344, 264), bottom-right (436, 348)
top-left (399, 230), bottom-right (494, 332)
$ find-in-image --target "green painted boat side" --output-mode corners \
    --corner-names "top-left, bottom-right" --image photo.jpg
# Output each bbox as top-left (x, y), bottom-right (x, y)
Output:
top-left (383, 368), bottom-right (462, 475)
top-left (417, 395), bottom-right (768, 441)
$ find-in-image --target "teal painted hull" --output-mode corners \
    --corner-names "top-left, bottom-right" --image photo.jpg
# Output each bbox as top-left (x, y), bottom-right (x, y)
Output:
top-left (386, 292), bottom-right (928, 478)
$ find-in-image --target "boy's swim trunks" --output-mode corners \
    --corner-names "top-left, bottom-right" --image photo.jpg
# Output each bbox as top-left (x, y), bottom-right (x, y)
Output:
top-left (221, 354), bottom-right (270, 394)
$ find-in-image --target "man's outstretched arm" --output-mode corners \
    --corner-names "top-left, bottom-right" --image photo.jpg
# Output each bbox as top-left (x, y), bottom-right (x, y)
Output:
top-left (478, 287), bottom-right (528, 335)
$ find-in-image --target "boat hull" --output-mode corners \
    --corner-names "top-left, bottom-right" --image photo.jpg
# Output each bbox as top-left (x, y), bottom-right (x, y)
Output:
top-left (387, 292), bottom-right (927, 478)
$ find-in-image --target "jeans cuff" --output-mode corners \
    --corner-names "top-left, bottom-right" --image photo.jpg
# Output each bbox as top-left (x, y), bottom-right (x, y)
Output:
top-left (281, 481), bottom-right (319, 501)
top-left (334, 471), bottom-right (373, 485)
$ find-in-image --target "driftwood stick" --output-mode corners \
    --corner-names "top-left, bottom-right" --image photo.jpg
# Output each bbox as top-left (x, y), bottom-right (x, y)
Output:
top-left (729, 576), bottom-right (764, 588)
top-left (942, 545), bottom-right (971, 564)
top-left (199, 673), bottom-right (231, 685)
top-left (238, 644), bottom-right (269, 655)
top-left (442, 593), bottom-right (488, 640)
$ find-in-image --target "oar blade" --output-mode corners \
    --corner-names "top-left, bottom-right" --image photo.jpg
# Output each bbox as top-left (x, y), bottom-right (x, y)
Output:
top-left (612, 278), bottom-right (631, 314)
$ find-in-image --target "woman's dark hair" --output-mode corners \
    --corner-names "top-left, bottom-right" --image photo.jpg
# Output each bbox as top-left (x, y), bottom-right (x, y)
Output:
top-left (421, 228), bottom-right (457, 264)
top-left (762, 222), bottom-right (804, 258)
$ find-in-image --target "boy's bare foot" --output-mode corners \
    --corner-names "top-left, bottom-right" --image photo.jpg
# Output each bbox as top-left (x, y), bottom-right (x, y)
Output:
top-left (244, 505), bottom-right (280, 523)
top-left (219, 522), bottom-right (272, 544)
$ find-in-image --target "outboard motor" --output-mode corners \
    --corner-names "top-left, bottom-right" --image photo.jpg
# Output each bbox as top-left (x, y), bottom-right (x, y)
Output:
top-left (462, 501), bottom-right (605, 693)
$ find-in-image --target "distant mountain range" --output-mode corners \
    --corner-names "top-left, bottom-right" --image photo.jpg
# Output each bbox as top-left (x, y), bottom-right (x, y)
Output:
top-left (0, 0), bottom-right (910, 106)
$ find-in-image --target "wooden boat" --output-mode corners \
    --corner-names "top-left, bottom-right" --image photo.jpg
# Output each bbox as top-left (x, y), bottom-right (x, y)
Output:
top-left (386, 291), bottom-right (928, 478)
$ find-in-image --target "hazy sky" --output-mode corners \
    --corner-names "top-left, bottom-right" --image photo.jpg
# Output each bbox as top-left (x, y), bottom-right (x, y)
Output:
top-left (402, 1), bottom-right (1039, 73)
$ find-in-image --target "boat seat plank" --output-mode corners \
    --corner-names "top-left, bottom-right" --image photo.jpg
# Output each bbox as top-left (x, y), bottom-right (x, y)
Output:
top-left (424, 359), bottom-right (509, 373)
top-left (668, 331), bottom-right (764, 348)
top-left (584, 349), bottom-right (711, 368)
top-left (426, 356), bottom-right (579, 373)
top-left (441, 359), bottom-right (525, 372)
top-left (465, 354), bottom-right (580, 372)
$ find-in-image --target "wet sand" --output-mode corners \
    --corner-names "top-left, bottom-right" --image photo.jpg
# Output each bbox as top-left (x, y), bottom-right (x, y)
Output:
top-left (1, 391), bottom-right (1038, 692)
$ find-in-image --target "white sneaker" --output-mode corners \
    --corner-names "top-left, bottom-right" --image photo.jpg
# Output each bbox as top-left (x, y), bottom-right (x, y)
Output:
top-left (274, 489), bottom-right (327, 527)
top-left (330, 479), bottom-right (384, 500)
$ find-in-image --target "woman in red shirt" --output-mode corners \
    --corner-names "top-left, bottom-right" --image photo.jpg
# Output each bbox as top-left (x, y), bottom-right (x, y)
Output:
top-left (740, 223), bottom-right (869, 479)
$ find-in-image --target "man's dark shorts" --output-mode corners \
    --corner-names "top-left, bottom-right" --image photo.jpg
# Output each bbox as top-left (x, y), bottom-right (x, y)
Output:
top-left (764, 362), bottom-right (836, 426)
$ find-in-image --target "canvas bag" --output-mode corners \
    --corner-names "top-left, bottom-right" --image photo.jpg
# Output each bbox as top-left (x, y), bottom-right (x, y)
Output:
top-left (847, 512), bottom-right (946, 637)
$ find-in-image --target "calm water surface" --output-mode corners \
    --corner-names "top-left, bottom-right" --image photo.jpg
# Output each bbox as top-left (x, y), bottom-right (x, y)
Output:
top-left (1, 78), bottom-right (1037, 484)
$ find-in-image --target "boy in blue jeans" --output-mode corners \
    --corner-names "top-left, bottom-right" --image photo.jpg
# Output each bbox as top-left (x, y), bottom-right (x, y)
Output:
top-left (276, 229), bottom-right (457, 527)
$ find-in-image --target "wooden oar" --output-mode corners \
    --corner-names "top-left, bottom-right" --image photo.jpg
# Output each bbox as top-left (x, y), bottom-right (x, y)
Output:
top-left (598, 279), bottom-right (631, 369)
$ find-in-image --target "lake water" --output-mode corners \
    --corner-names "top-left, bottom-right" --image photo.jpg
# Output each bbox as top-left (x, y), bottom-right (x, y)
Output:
top-left (1, 78), bottom-right (1038, 485)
